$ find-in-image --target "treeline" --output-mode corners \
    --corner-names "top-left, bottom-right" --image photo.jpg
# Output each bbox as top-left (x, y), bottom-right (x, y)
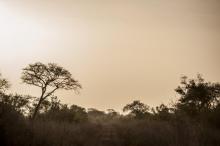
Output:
top-left (1, 63), bottom-right (220, 146)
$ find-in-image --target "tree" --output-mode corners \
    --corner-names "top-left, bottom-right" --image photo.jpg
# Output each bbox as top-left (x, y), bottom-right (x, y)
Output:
top-left (123, 100), bottom-right (150, 119)
top-left (154, 104), bottom-right (171, 120)
top-left (21, 62), bottom-right (81, 120)
top-left (175, 74), bottom-right (220, 116)
top-left (0, 73), bottom-right (10, 92)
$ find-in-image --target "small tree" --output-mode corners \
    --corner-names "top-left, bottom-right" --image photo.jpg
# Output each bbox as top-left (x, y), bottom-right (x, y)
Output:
top-left (154, 104), bottom-right (171, 120)
top-left (21, 62), bottom-right (81, 120)
top-left (123, 100), bottom-right (150, 119)
top-left (0, 73), bottom-right (10, 92)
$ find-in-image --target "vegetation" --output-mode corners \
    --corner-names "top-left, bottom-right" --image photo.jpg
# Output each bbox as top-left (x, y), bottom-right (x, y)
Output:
top-left (1, 62), bottom-right (220, 146)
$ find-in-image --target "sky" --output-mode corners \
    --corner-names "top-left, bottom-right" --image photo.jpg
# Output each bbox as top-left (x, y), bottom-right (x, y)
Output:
top-left (0, 0), bottom-right (220, 111)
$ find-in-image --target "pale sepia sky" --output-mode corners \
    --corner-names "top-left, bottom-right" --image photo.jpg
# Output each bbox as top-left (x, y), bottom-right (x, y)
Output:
top-left (0, 0), bottom-right (220, 111)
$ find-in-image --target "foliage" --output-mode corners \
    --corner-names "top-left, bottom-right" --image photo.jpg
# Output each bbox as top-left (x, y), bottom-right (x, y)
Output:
top-left (41, 104), bottom-right (88, 123)
top-left (153, 104), bottom-right (172, 120)
top-left (123, 100), bottom-right (150, 119)
top-left (28, 96), bottom-right (87, 123)
top-left (175, 74), bottom-right (220, 117)
top-left (0, 73), bottom-right (10, 92)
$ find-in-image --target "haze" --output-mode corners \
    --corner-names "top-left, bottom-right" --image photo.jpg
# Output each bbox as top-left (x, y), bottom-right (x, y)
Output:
top-left (0, 0), bottom-right (220, 111)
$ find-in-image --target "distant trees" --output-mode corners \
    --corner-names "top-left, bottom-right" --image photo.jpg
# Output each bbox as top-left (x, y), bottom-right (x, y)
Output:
top-left (21, 62), bottom-right (82, 120)
top-left (2, 66), bottom-right (220, 123)
top-left (123, 100), bottom-right (150, 119)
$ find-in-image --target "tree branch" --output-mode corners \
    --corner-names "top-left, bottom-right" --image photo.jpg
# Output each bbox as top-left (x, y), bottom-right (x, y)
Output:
top-left (43, 87), bottom-right (59, 100)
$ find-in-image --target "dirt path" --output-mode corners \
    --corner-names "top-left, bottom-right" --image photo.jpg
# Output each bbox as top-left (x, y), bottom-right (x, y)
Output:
top-left (98, 124), bottom-right (121, 146)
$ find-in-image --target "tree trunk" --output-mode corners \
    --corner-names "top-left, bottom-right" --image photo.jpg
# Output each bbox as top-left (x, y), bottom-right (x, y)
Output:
top-left (32, 87), bottom-right (46, 120)
top-left (32, 97), bottom-right (43, 120)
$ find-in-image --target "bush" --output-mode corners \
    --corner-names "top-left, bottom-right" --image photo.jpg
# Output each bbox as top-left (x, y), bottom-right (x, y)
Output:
top-left (0, 103), bottom-right (31, 146)
top-left (30, 120), bottom-right (102, 146)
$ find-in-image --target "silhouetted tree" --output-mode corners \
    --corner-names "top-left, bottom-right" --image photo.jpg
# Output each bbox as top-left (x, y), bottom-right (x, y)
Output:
top-left (175, 74), bottom-right (220, 116)
top-left (154, 104), bottom-right (171, 120)
top-left (123, 100), bottom-right (150, 119)
top-left (0, 73), bottom-right (10, 92)
top-left (21, 62), bottom-right (81, 120)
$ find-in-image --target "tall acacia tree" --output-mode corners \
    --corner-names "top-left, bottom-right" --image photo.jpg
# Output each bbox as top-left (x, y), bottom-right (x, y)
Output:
top-left (21, 62), bottom-right (81, 120)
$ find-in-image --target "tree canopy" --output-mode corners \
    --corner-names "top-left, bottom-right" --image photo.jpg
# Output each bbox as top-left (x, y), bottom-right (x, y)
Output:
top-left (123, 100), bottom-right (150, 119)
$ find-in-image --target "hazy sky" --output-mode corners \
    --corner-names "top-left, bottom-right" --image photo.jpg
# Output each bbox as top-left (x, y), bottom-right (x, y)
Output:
top-left (0, 0), bottom-right (220, 111)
